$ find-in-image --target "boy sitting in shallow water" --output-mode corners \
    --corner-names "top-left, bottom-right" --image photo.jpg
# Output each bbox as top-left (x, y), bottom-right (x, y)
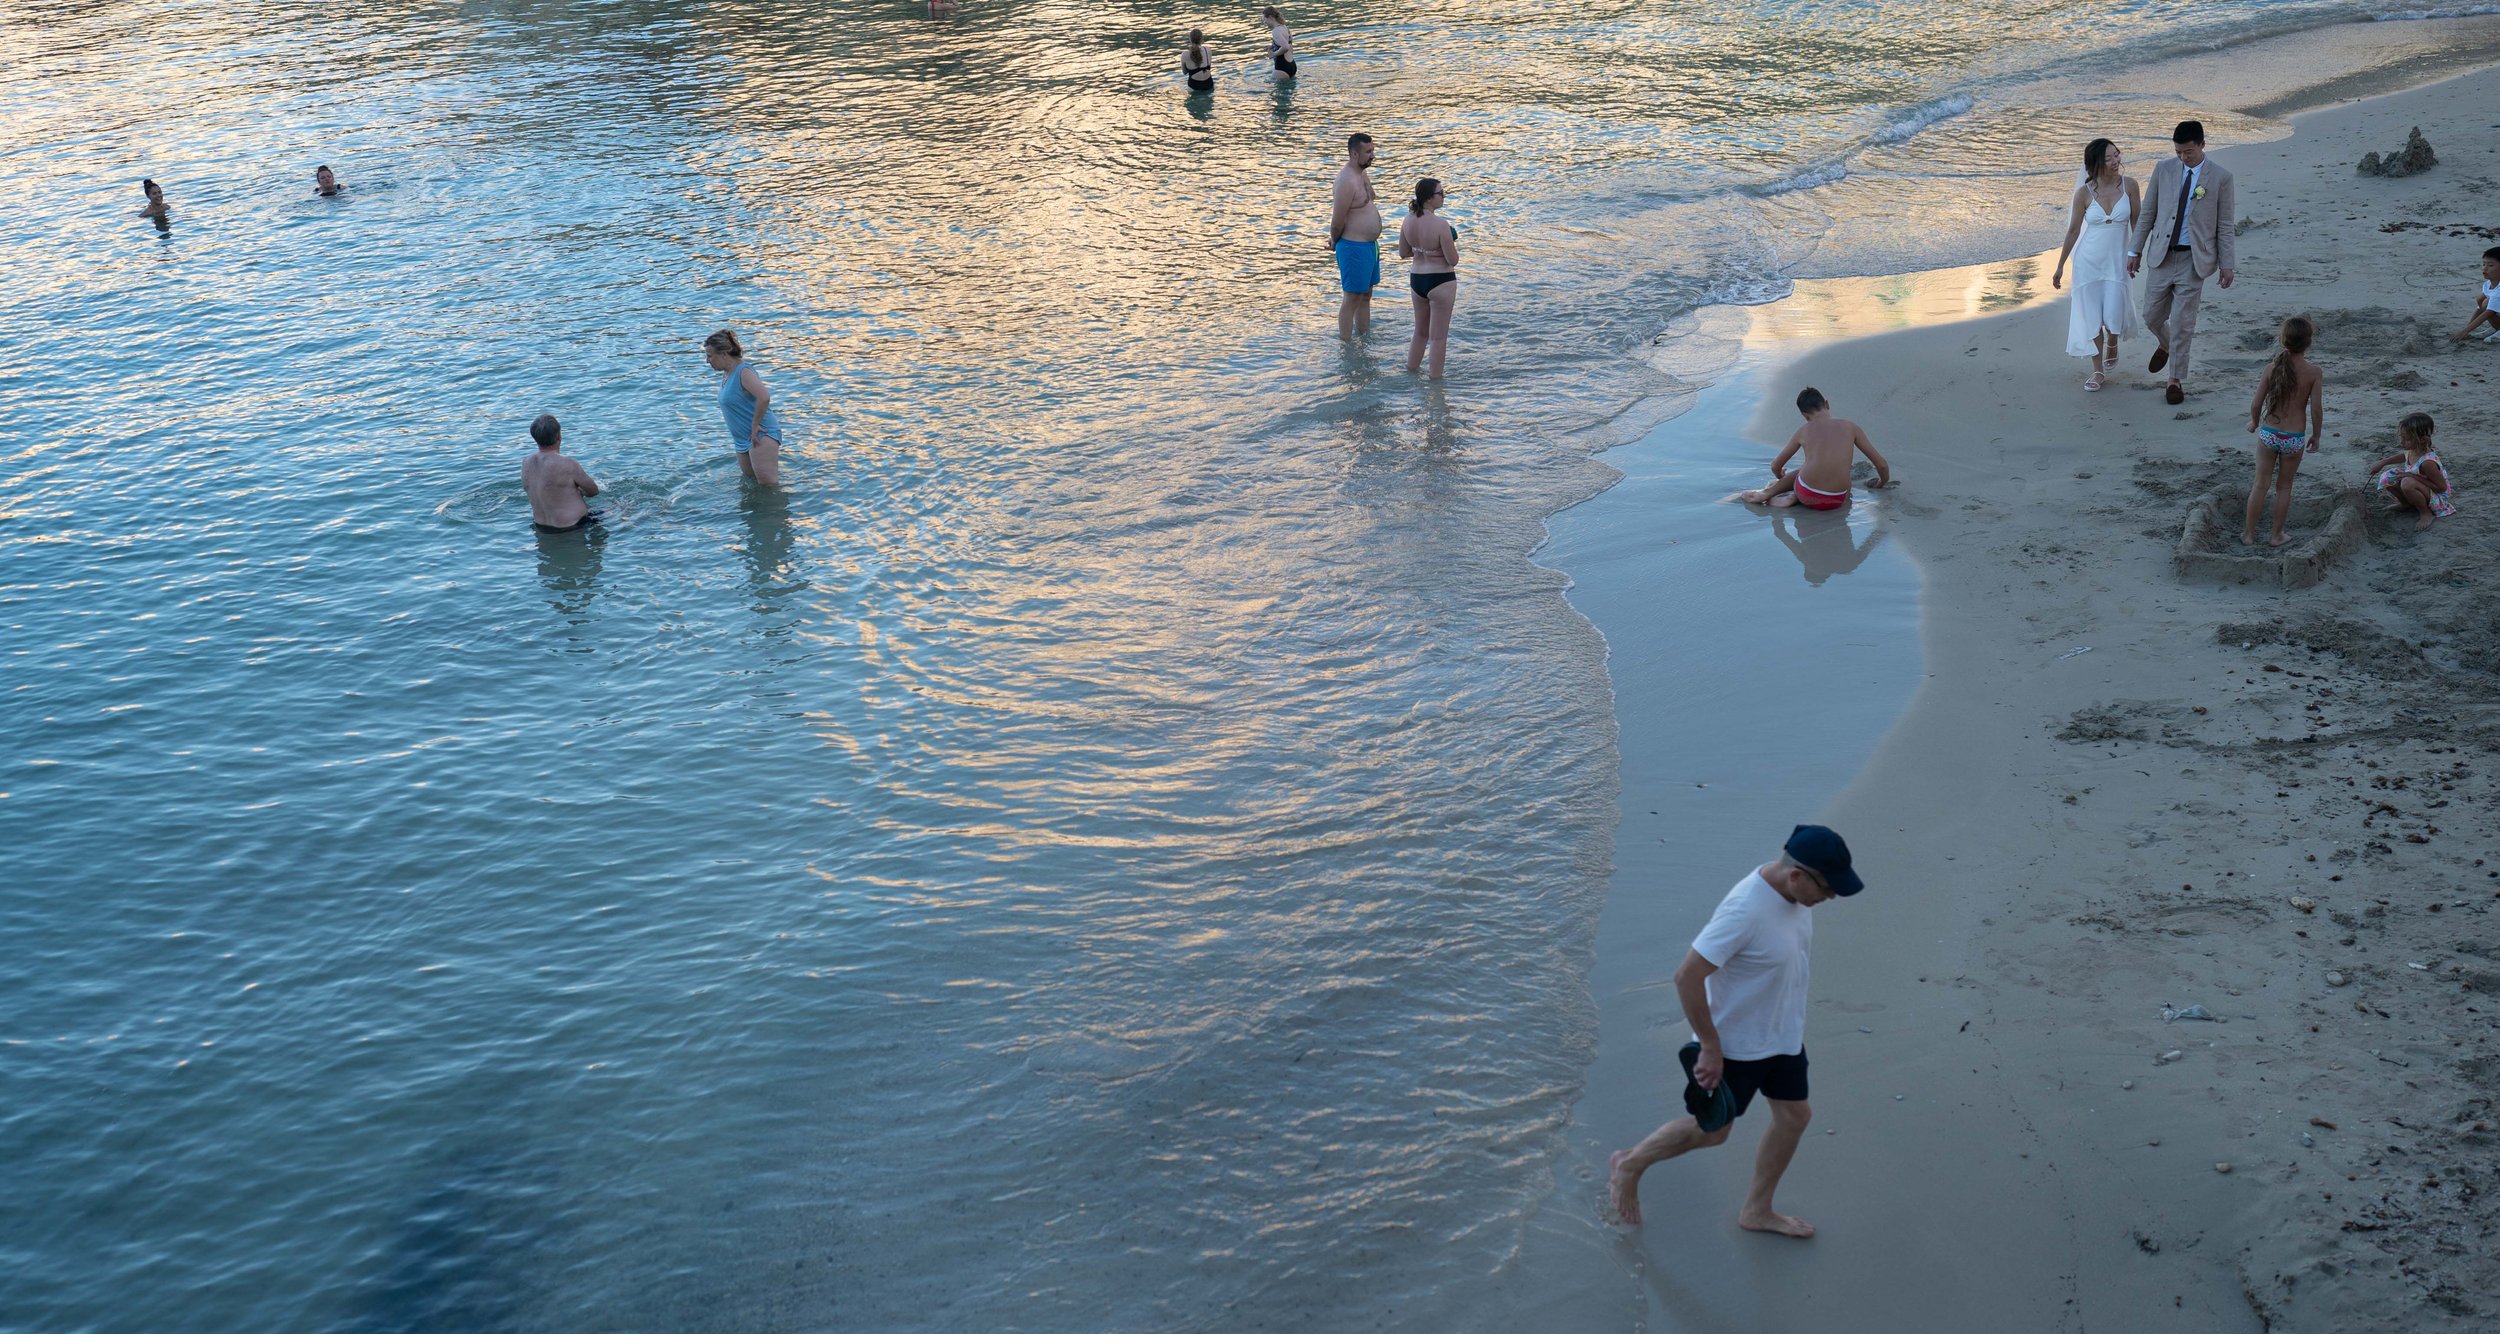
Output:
top-left (1739, 387), bottom-right (1892, 509)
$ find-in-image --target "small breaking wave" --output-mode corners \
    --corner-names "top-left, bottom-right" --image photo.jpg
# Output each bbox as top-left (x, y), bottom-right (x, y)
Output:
top-left (1869, 91), bottom-right (1976, 146)
top-left (2372, 4), bottom-right (2500, 19)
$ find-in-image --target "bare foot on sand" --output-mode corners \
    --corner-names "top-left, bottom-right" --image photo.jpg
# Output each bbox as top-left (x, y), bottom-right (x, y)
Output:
top-left (1737, 489), bottom-right (1769, 505)
top-left (2269, 532), bottom-right (2291, 547)
top-left (1768, 493), bottom-right (1797, 508)
top-left (2240, 530), bottom-right (2258, 546)
top-left (2416, 511), bottom-right (2437, 531)
top-left (1608, 1150), bottom-right (1643, 1225)
top-left (1738, 1208), bottom-right (1816, 1238)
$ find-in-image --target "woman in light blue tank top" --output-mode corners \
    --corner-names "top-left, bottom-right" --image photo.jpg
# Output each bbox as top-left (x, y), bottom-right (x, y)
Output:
top-left (703, 328), bottom-right (786, 486)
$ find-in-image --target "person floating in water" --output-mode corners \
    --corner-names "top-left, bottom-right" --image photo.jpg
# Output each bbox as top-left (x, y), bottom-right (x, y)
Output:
top-left (1182, 28), bottom-right (1214, 94)
top-left (1331, 133), bottom-right (1382, 338)
top-left (1262, 7), bottom-right (1296, 78)
top-left (1739, 388), bottom-right (1892, 509)
top-left (138, 178), bottom-right (169, 220)
top-left (704, 328), bottom-right (786, 486)
top-left (314, 165), bottom-right (343, 196)
top-left (521, 413), bottom-right (602, 531)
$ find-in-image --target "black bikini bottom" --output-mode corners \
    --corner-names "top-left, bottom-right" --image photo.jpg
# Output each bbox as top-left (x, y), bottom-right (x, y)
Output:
top-left (534, 510), bottom-right (603, 533)
top-left (1273, 55), bottom-right (1297, 76)
top-left (1410, 271), bottom-right (1456, 296)
top-left (1187, 76), bottom-right (1213, 92)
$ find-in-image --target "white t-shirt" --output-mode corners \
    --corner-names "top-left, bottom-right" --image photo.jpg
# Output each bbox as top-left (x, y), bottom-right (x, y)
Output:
top-left (1688, 870), bottom-right (1813, 1060)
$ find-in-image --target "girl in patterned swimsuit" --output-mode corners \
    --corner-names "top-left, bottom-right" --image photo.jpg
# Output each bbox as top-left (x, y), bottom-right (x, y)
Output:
top-left (2242, 315), bottom-right (2325, 547)
top-left (2368, 412), bottom-right (2456, 532)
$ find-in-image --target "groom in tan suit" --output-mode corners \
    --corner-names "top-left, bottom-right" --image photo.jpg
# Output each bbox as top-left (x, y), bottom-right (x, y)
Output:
top-left (2128, 120), bottom-right (2236, 405)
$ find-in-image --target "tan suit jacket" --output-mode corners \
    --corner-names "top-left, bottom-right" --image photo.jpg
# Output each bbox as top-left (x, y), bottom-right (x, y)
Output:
top-left (2129, 155), bottom-right (2235, 281)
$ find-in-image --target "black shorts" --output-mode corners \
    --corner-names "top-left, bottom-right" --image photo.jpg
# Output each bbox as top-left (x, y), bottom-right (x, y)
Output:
top-left (1680, 1042), bottom-right (1808, 1121)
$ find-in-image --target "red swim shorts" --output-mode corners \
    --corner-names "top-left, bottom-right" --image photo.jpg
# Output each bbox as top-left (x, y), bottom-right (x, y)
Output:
top-left (1792, 479), bottom-right (1849, 510)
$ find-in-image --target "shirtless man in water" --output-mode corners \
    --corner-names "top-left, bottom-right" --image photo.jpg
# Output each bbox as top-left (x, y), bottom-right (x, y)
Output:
top-left (1740, 387), bottom-right (1891, 509)
top-left (1330, 134), bottom-right (1382, 339)
top-left (521, 414), bottom-right (602, 531)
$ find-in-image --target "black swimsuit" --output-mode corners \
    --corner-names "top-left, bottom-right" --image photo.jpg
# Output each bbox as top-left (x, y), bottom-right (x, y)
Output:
top-left (1184, 50), bottom-right (1212, 91)
top-left (1408, 220), bottom-right (1457, 295)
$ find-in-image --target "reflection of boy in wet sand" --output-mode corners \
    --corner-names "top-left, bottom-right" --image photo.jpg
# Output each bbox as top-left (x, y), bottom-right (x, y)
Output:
top-left (1772, 509), bottom-right (1886, 587)
top-left (1739, 388), bottom-right (1890, 509)
top-left (521, 414), bottom-right (602, 531)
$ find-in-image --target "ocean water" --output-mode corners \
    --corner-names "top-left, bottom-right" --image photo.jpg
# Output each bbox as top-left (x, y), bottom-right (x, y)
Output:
top-left (4, 2), bottom-right (2497, 1329)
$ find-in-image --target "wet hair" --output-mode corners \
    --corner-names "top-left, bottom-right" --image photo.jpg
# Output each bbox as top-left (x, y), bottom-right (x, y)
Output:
top-left (2399, 412), bottom-right (2435, 447)
top-left (2083, 138), bottom-right (2115, 184)
top-left (1262, 6), bottom-right (1281, 22)
top-left (316, 164), bottom-right (332, 175)
top-left (1409, 178), bottom-right (1441, 212)
top-left (2260, 316), bottom-right (2315, 418)
top-left (1796, 387), bottom-right (1829, 415)
top-left (704, 329), bottom-right (743, 358)
top-left (141, 178), bottom-right (161, 195)
top-left (1188, 27), bottom-right (1204, 50)
top-left (1348, 132), bottom-right (1372, 151)
top-left (530, 414), bottom-right (561, 448)
top-left (2172, 120), bottom-right (2205, 146)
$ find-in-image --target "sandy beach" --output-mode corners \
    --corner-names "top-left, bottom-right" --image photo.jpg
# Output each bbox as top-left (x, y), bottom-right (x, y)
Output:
top-left (1566, 58), bottom-right (2500, 1334)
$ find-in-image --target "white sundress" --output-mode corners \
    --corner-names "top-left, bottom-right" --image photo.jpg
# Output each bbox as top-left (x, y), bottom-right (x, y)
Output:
top-left (2067, 188), bottom-right (2144, 358)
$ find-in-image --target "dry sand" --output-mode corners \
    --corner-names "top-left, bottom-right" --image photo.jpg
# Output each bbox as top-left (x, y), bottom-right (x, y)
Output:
top-left (1578, 60), bottom-right (2500, 1334)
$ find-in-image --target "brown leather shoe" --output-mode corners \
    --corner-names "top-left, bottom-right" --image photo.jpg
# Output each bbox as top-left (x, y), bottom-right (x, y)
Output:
top-left (2148, 347), bottom-right (2170, 374)
top-left (2165, 382), bottom-right (2185, 405)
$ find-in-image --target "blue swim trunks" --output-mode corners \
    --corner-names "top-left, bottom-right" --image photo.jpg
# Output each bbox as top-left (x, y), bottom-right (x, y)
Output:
top-left (1334, 239), bottom-right (1380, 295)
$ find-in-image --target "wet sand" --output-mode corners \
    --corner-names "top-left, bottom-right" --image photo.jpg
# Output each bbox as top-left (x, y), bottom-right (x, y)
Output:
top-left (1561, 62), bottom-right (2500, 1333)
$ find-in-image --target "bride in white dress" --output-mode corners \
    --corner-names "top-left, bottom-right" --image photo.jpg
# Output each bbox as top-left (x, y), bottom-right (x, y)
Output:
top-left (2053, 137), bottom-right (2143, 391)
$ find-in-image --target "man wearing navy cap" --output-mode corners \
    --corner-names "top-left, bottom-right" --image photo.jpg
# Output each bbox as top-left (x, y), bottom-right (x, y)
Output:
top-left (1609, 825), bottom-right (1862, 1237)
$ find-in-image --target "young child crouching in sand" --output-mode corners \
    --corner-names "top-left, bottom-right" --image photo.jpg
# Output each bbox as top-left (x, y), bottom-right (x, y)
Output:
top-left (2368, 412), bottom-right (2456, 532)
top-left (1739, 388), bottom-right (1891, 509)
top-left (2243, 316), bottom-right (2324, 547)
top-left (2452, 247), bottom-right (2500, 343)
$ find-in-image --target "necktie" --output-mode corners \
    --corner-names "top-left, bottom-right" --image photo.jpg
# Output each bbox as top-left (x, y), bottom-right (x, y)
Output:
top-left (2168, 165), bottom-right (2196, 251)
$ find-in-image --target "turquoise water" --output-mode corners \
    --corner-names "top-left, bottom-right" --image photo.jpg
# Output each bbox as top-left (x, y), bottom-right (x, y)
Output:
top-left (5, 2), bottom-right (2498, 1328)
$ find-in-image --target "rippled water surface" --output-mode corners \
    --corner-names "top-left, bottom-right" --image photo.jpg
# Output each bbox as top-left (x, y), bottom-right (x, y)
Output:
top-left (6, 1), bottom-right (2499, 1329)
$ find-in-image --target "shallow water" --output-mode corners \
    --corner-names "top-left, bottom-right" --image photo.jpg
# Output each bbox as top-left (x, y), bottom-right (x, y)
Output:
top-left (4, 2), bottom-right (2498, 1329)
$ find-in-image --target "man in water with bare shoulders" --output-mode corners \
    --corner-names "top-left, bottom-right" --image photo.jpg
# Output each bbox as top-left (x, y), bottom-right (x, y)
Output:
top-left (1330, 133), bottom-right (1382, 339)
top-left (1739, 387), bottom-right (1891, 509)
top-left (521, 414), bottom-right (602, 531)
top-left (1609, 825), bottom-right (1865, 1238)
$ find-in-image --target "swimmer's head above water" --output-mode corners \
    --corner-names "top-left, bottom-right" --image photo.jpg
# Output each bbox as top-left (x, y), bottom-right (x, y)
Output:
top-left (314, 165), bottom-right (340, 195)
top-left (531, 413), bottom-right (562, 450)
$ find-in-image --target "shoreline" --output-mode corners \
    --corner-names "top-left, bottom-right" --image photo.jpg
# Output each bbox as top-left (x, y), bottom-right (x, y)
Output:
top-left (1537, 51), bottom-right (2500, 1334)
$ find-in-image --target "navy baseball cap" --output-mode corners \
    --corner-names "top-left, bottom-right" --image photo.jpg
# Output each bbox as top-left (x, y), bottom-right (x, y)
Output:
top-left (1784, 824), bottom-right (1863, 897)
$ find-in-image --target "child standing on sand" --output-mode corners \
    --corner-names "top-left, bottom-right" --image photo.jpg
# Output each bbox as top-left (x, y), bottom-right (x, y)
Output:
top-left (2368, 412), bottom-right (2455, 531)
top-left (2242, 316), bottom-right (2325, 547)
top-left (2451, 247), bottom-right (2500, 343)
top-left (1740, 388), bottom-right (1892, 509)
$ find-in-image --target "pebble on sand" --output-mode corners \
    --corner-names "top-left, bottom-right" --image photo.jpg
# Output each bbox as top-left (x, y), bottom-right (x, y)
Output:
top-left (2215, 1162), bottom-right (2233, 1174)
top-left (2325, 970), bottom-right (2350, 987)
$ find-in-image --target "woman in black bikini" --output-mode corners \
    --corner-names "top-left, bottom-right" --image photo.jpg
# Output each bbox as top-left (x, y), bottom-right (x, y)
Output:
top-left (1262, 7), bottom-right (1296, 78)
top-left (1398, 178), bottom-right (1458, 379)
top-left (1183, 28), bottom-right (1213, 93)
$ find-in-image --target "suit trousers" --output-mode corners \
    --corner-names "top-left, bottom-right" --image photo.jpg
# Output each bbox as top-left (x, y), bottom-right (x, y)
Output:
top-left (2142, 249), bottom-right (2205, 381)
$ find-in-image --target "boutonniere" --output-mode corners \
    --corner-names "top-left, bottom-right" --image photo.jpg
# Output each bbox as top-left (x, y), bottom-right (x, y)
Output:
top-left (2192, 185), bottom-right (2207, 200)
